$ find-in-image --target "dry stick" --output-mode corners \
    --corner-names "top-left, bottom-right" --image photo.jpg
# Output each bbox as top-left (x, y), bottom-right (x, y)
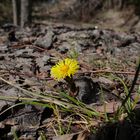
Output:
top-left (121, 57), bottom-right (140, 108)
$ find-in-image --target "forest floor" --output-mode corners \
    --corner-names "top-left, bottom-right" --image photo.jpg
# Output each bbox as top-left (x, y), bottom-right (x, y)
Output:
top-left (0, 22), bottom-right (140, 140)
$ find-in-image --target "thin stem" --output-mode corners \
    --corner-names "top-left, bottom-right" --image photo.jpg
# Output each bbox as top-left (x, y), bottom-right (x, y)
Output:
top-left (121, 57), bottom-right (140, 108)
top-left (64, 76), bottom-right (78, 96)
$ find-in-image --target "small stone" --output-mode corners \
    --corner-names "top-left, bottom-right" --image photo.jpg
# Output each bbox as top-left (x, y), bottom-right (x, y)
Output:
top-left (35, 30), bottom-right (55, 49)
top-left (74, 77), bottom-right (99, 104)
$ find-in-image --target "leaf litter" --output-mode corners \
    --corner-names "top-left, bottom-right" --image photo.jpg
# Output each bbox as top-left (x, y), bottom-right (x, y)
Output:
top-left (0, 23), bottom-right (140, 139)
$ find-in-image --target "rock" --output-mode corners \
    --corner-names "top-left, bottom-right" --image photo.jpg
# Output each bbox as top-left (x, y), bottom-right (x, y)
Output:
top-left (34, 30), bottom-right (55, 49)
top-left (74, 77), bottom-right (99, 104)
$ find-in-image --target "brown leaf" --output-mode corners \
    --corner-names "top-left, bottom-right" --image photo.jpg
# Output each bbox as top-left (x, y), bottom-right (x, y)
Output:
top-left (96, 101), bottom-right (121, 113)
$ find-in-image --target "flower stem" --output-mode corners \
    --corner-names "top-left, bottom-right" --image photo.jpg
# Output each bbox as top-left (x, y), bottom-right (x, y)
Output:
top-left (65, 76), bottom-right (78, 97)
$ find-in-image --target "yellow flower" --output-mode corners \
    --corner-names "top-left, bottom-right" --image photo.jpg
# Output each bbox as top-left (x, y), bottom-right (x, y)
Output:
top-left (51, 58), bottom-right (79, 80)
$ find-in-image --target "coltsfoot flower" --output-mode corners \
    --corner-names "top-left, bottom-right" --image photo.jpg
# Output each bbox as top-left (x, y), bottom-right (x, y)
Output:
top-left (51, 58), bottom-right (79, 80)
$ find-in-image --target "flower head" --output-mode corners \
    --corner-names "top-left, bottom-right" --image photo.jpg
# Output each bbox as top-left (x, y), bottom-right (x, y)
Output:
top-left (51, 58), bottom-right (79, 80)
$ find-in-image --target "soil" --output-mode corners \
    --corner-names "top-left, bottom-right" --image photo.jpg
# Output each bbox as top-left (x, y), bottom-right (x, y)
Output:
top-left (0, 22), bottom-right (140, 139)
